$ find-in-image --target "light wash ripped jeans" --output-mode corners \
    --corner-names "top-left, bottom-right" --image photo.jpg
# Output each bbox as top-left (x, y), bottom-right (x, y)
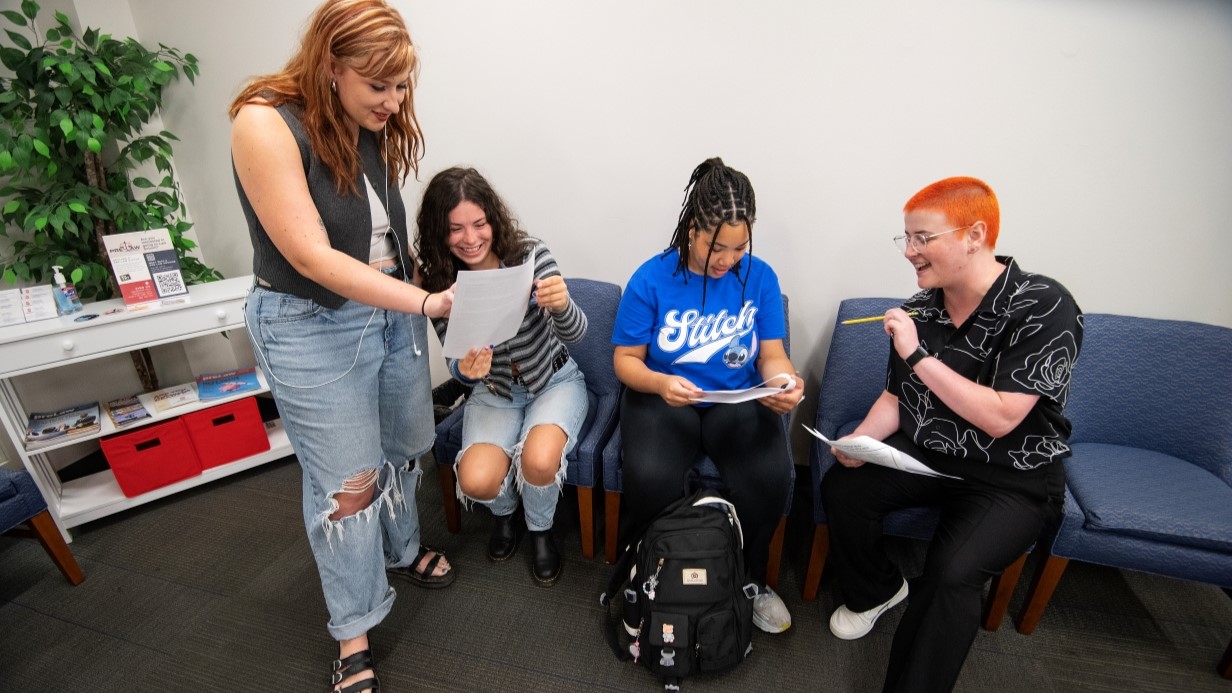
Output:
top-left (245, 279), bottom-right (434, 641)
top-left (456, 358), bottom-right (588, 531)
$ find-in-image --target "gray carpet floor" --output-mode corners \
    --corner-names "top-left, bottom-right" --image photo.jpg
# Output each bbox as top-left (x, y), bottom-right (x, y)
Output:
top-left (2, 454), bottom-right (1229, 692)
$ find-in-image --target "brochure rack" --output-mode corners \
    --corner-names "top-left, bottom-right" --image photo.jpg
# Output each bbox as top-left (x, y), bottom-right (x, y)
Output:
top-left (0, 276), bottom-right (291, 541)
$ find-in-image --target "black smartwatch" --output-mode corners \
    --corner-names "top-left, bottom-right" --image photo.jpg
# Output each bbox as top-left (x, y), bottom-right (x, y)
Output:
top-left (904, 345), bottom-right (930, 370)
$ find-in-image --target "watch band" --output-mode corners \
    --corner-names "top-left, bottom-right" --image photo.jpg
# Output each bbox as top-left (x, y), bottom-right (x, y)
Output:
top-left (905, 345), bottom-right (929, 369)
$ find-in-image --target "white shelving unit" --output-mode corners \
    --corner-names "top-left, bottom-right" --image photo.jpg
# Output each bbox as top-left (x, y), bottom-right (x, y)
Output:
top-left (0, 275), bottom-right (293, 539)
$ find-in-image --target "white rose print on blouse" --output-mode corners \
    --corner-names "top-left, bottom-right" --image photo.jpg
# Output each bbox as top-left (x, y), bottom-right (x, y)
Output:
top-left (1009, 433), bottom-right (1070, 470)
top-left (899, 378), bottom-right (993, 463)
top-left (1011, 330), bottom-right (1080, 406)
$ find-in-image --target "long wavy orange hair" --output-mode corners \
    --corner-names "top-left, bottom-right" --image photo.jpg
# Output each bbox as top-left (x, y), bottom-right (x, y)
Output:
top-left (228, 0), bottom-right (424, 195)
top-left (903, 176), bottom-right (1000, 248)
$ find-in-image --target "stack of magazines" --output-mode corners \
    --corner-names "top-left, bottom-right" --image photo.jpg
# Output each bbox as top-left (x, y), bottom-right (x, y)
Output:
top-left (24, 402), bottom-right (101, 450)
top-left (104, 395), bottom-right (152, 429)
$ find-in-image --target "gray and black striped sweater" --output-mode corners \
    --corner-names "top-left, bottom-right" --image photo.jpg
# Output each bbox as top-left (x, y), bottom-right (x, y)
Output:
top-left (431, 240), bottom-right (587, 399)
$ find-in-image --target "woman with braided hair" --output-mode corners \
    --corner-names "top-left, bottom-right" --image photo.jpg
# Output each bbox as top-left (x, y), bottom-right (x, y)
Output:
top-left (612, 157), bottom-right (802, 633)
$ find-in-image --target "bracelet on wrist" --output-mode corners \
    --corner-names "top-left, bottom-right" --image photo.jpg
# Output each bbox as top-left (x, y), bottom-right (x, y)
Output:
top-left (421, 292), bottom-right (431, 316)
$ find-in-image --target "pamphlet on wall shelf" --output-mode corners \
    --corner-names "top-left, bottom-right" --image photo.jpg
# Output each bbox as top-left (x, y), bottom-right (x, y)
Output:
top-left (0, 286), bottom-right (60, 327)
top-left (24, 401), bottom-right (101, 449)
top-left (149, 382), bottom-right (199, 413)
top-left (101, 228), bottom-right (190, 309)
top-left (104, 394), bottom-right (152, 428)
top-left (196, 367), bottom-right (261, 401)
top-left (0, 288), bottom-right (24, 327)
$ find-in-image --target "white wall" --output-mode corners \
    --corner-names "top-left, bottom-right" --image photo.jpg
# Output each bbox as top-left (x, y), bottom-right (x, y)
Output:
top-left (4, 0), bottom-right (1231, 464)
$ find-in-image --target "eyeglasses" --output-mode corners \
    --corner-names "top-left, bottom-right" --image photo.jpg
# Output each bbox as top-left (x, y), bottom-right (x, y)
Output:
top-left (892, 225), bottom-right (970, 253)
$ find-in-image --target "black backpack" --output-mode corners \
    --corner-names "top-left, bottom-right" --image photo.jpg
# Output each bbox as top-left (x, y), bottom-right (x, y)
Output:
top-left (600, 488), bottom-right (758, 690)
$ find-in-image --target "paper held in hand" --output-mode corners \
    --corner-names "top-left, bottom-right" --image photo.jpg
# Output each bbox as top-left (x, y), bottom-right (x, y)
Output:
top-left (441, 260), bottom-right (534, 359)
top-left (802, 425), bottom-right (961, 479)
top-left (690, 373), bottom-right (797, 404)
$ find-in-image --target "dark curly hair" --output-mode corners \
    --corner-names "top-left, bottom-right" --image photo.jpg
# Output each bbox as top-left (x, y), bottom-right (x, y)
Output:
top-left (662, 157), bottom-right (757, 307)
top-left (414, 167), bottom-right (535, 292)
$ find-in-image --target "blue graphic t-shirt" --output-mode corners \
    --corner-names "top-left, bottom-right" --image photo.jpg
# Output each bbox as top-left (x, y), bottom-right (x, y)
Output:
top-left (613, 251), bottom-right (786, 393)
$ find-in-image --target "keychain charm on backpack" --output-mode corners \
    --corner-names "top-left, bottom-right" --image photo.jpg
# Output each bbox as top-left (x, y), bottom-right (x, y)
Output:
top-left (600, 489), bottom-right (754, 687)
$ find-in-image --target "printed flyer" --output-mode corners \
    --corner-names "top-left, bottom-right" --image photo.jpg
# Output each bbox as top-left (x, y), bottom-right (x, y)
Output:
top-left (102, 229), bottom-right (189, 307)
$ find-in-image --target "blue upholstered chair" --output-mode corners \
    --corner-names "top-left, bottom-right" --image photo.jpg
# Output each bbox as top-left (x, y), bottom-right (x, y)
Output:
top-left (1013, 314), bottom-right (1232, 680)
top-left (803, 297), bottom-right (1021, 631)
top-left (601, 295), bottom-right (796, 591)
top-left (433, 278), bottom-right (622, 559)
top-left (1, 466), bottom-right (85, 585)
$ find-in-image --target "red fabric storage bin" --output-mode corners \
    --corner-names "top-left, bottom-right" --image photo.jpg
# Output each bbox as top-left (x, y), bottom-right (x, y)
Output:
top-left (182, 397), bottom-right (270, 469)
top-left (101, 418), bottom-right (202, 497)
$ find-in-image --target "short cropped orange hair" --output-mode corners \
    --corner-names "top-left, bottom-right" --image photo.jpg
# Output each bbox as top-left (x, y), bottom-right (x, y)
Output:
top-left (903, 177), bottom-right (1000, 249)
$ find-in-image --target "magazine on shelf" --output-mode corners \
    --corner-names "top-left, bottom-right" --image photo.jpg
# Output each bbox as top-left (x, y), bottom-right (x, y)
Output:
top-left (24, 401), bottom-right (101, 449)
top-left (195, 367), bottom-right (261, 401)
top-left (149, 383), bottom-right (198, 413)
top-left (104, 394), bottom-right (152, 428)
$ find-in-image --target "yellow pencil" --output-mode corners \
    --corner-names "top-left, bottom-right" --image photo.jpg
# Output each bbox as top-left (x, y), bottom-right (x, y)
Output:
top-left (841, 311), bottom-right (919, 325)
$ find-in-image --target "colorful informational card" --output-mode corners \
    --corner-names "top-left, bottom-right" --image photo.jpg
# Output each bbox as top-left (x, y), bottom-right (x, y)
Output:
top-left (101, 229), bottom-right (189, 307)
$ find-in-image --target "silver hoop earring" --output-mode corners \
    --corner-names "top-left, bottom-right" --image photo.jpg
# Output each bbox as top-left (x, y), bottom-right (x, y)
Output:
top-left (330, 79), bottom-right (336, 93)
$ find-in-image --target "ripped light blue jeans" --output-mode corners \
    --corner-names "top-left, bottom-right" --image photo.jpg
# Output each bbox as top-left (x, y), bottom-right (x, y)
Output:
top-left (457, 358), bottom-right (588, 531)
top-left (245, 282), bottom-right (434, 641)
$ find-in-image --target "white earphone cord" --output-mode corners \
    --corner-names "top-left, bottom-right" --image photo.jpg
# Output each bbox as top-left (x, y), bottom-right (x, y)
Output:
top-left (246, 126), bottom-right (422, 391)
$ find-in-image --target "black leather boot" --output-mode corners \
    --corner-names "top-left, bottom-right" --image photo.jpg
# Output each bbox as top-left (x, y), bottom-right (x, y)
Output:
top-left (529, 529), bottom-right (561, 587)
top-left (488, 511), bottom-right (522, 562)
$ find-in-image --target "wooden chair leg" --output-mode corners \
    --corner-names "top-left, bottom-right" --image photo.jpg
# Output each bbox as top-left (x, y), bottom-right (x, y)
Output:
top-left (802, 524), bottom-right (829, 602)
top-left (1219, 635), bottom-right (1231, 680)
top-left (604, 490), bottom-right (621, 564)
top-left (28, 510), bottom-right (85, 586)
top-left (576, 486), bottom-right (595, 559)
top-left (1016, 554), bottom-right (1070, 635)
top-left (765, 515), bottom-right (786, 590)
top-left (982, 552), bottom-right (1027, 631)
top-left (438, 464), bottom-right (462, 534)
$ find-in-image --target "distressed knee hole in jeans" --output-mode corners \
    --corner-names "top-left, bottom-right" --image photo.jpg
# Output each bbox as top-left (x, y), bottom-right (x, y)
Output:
top-left (318, 459), bottom-right (416, 549)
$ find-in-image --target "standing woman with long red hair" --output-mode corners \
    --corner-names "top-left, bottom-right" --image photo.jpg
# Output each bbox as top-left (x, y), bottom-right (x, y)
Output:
top-left (230, 2), bottom-right (456, 690)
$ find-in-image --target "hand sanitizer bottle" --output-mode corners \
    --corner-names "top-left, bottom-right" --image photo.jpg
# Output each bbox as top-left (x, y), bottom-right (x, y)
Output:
top-left (51, 265), bottom-right (83, 314)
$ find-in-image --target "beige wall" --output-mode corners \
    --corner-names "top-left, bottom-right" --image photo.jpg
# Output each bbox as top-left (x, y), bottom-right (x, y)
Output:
top-left (3, 0), bottom-right (1230, 466)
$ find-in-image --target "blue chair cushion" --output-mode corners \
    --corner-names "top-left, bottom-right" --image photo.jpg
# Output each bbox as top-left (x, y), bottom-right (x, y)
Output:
top-left (0, 467), bottom-right (49, 534)
top-left (1065, 443), bottom-right (1232, 553)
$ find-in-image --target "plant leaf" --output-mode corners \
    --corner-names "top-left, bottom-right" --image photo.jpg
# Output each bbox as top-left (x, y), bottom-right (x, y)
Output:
top-left (3, 199), bottom-right (19, 214)
top-left (0, 10), bottom-right (27, 26)
top-left (59, 117), bottom-right (73, 137)
top-left (87, 137), bottom-right (101, 153)
top-left (32, 138), bottom-right (49, 157)
top-left (68, 202), bottom-right (86, 213)
top-left (5, 29), bottom-right (32, 51)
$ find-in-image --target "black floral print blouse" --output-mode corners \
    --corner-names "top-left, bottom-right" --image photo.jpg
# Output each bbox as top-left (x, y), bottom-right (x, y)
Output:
top-left (888, 256), bottom-right (1084, 470)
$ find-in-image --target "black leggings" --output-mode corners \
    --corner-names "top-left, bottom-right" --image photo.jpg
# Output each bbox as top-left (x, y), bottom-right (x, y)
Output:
top-left (617, 389), bottom-right (792, 585)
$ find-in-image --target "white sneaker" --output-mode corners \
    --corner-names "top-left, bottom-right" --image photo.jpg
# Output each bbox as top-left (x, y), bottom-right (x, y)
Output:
top-left (752, 586), bottom-right (792, 633)
top-left (829, 579), bottom-right (908, 640)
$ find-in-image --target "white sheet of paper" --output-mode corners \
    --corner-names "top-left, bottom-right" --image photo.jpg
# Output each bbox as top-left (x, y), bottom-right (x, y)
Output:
top-left (691, 373), bottom-right (796, 404)
top-left (802, 425), bottom-right (961, 479)
top-left (441, 260), bottom-right (535, 358)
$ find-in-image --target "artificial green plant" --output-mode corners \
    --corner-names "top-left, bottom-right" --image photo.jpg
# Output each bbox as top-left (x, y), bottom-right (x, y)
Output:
top-left (0, 0), bottom-right (221, 301)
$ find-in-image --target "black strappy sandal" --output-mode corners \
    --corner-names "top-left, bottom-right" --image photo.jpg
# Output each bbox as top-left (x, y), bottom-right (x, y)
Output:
top-left (330, 649), bottom-right (379, 693)
top-left (387, 545), bottom-right (457, 589)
